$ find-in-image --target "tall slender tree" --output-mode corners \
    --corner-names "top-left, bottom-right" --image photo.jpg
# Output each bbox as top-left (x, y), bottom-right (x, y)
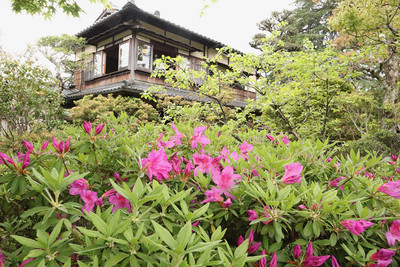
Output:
top-left (251, 0), bottom-right (337, 51)
top-left (328, 0), bottom-right (400, 106)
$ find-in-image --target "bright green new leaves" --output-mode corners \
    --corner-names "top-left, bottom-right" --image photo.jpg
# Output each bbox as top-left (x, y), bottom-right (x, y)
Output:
top-left (0, 51), bottom-right (65, 139)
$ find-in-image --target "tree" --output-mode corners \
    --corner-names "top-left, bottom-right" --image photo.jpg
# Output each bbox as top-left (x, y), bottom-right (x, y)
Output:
top-left (37, 34), bottom-right (87, 92)
top-left (251, 0), bottom-right (337, 51)
top-left (0, 49), bottom-right (65, 139)
top-left (151, 51), bottom-right (239, 124)
top-left (11, 0), bottom-right (109, 18)
top-left (231, 38), bottom-right (358, 140)
top-left (151, 35), bottom-right (359, 140)
top-left (328, 0), bottom-right (400, 105)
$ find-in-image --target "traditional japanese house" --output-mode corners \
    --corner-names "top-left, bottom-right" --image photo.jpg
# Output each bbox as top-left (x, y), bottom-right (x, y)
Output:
top-left (64, 0), bottom-right (256, 107)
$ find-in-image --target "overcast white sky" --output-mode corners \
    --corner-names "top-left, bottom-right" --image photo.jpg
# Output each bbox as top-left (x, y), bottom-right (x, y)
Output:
top-left (0, 0), bottom-right (294, 55)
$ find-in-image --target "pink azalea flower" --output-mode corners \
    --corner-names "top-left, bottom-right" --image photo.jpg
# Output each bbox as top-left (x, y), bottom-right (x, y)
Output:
top-left (19, 258), bottom-right (34, 266)
top-left (200, 188), bottom-right (223, 204)
top-left (212, 166), bottom-right (241, 190)
top-left (40, 140), bottom-right (49, 152)
top-left (102, 189), bottom-right (116, 197)
top-left (220, 147), bottom-right (231, 163)
top-left (270, 252), bottom-right (277, 267)
top-left (139, 148), bottom-right (172, 181)
top-left (259, 249), bottom-right (267, 267)
top-left (171, 121), bottom-right (185, 146)
top-left (83, 121), bottom-right (92, 135)
top-left (302, 242), bottom-right (330, 267)
top-left (237, 229), bottom-right (261, 254)
top-left (192, 221), bottom-right (200, 227)
top-left (282, 162), bottom-right (303, 184)
top-left (303, 255), bottom-right (331, 266)
top-left (114, 172), bottom-right (122, 182)
top-left (266, 134), bottom-right (275, 141)
top-left (184, 161), bottom-right (193, 177)
top-left (94, 123), bottom-right (105, 136)
top-left (298, 205), bottom-right (308, 211)
top-left (109, 193), bottom-right (131, 213)
top-left (281, 136), bottom-right (290, 146)
top-left (238, 141), bottom-right (253, 155)
top-left (386, 220), bottom-right (400, 245)
top-left (371, 249), bottom-right (395, 264)
top-left (0, 250), bottom-right (7, 266)
top-left (193, 153), bottom-right (215, 176)
top-left (377, 180), bottom-right (400, 199)
top-left (0, 152), bottom-right (16, 167)
top-left (248, 210), bottom-right (258, 221)
top-left (341, 219), bottom-right (374, 236)
top-left (22, 140), bottom-right (34, 152)
top-left (52, 137), bottom-right (70, 155)
top-left (329, 177), bottom-right (345, 190)
top-left (81, 190), bottom-right (98, 213)
top-left (22, 151), bottom-right (30, 170)
top-left (222, 198), bottom-right (232, 208)
top-left (293, 244), bottom-right (301, 259)
top-left (375, 260), bottom-right (393, 267)
top-left (69, 178), bottom-right (88, 195)
top-left (229, 151), bottom-right (242, 161)
top-left (191, 125), bottom-right (210, 148)
top-left (95, 197), bottom-right (103, 207)
top-left (331, 255), bottom-right (340, 267)
top-left (392, 154), bottom-right (398, 161)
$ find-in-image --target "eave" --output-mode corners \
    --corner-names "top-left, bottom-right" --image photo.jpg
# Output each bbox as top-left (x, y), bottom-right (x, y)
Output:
top-left (77, 1), bottom-right (243, 54)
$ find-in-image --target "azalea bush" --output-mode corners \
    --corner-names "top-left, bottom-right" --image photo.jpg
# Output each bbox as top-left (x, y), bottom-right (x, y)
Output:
top-left (1, 116), bottom-right (400, 266)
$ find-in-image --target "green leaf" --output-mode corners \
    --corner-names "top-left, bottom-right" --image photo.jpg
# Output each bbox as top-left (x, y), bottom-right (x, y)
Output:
top-left (12, 235), bottom-right (43, 248)
top-left (176, 221), bottom-right (192, 249)
top-left (303, 221), bottom-right (313, 237)
top-left (21, 206), bottom-right (50, 218)
top-left (151, 221), bottom-right (177, 249)
top-left (104, 253), bottom-right (129, 267)
top-left (86, 211), bottom-right (107, 235)
top-left (48, 220), bottom-right (64, 247)
top-left (186, 241), bottom-right (221, 253)
top-left (234, 240), bottom-right (248, 259)
top-left (312, 221), bottom-right (321, 237)
top-left (25, 249), bottom-right (46, 259)
top-left (330, 233), bottom-right (337, 246)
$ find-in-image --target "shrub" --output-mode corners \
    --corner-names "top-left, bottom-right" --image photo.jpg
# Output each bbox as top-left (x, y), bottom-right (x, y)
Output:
top-left (1, 118), bottom-right (400, 266)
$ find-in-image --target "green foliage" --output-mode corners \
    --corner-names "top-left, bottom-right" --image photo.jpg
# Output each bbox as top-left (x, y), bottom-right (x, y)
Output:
top-left (230, 38), bottom-right (360, 140)
top-left (251, 0), bottom-right (337, 51)
top-left (344, 130), bottom-right (400, 157)
top-left (1, 117), bottom-right (400, 266)
top-left (0, 50), bottom-right (65, 140)
top-left (69, 94), bottom-right (160, 125)
top-left (328, 0), bottom-right (400, 105)
top-left (37, 34), bottom-right (88, 91)
top-left (11, 0), bottom-right (110, 18)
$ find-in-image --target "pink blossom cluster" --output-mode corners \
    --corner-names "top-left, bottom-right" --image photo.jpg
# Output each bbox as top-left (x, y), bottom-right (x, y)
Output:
top-left (69, 177), bottom-right (131, 214)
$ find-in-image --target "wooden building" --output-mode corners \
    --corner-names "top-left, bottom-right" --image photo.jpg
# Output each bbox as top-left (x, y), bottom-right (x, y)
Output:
top-left (64, 0), bottom-right (256, 107)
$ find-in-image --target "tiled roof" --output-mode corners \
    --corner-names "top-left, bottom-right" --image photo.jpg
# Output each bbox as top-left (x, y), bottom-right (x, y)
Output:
top-left (77, 1), bottom-right (243, 54)
top-left (64, 80), bottom-right (248, 108)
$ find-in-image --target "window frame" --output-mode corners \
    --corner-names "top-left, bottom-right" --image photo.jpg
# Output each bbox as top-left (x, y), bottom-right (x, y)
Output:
top-left (135, 40), bottom-right (153, 72)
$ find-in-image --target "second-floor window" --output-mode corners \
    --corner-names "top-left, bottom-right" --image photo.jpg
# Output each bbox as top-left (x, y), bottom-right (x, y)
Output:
top-left (137, 41), bottom-right (152, 70)
top-left (90, 40), bottom-right (130, 79)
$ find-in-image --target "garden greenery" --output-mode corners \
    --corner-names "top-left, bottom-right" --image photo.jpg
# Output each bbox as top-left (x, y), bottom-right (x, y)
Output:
top-left (1, 114), bottom-right (400, 266)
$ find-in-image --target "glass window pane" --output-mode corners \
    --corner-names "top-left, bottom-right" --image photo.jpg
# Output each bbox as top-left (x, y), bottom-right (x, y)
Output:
top-left (119, 41), bottom-right (129, 69)
top-left (137, 42), bottom-right (151, 69)
top-left (94, 52), bottom-right (103, 77)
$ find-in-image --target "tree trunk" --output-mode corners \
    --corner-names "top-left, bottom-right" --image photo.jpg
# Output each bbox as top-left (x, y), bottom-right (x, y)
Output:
top-left (382, 49), bottom-right (399, 132)
top-left (383, 51), bottom-right (399, 105)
